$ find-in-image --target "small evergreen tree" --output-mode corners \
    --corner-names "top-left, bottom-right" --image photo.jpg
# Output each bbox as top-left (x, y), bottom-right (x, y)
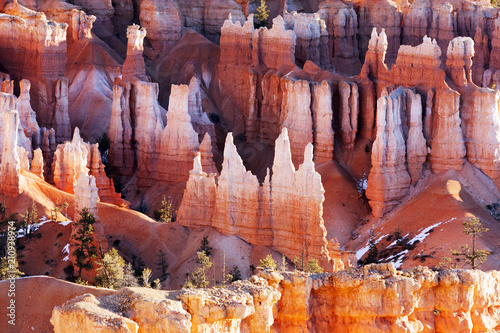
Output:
top-left (228, 265), bottom-right (241, 282)
top-left (59, 202), bottom-right (69, 219)
top-left (305, 259), bottom-right (323, 273)
top-left (199, 236), bottom-right (213, 256)
top-left (95, 248), bottom-right (125, 289)
top-left (122, 263), bottom-right (139, 287)
top-left (156, 249), bottom-right (169, 281)
top-left (20, 201), bottom-right (38, 240)
top-left (0, 198), bottom-right (6, 220)
top-left (363, 227), bottom-right (379, 265)
top-left (153, 196), bottom-right (176, 223)
top-left (183, 251), bottom-right (213, 288)
top-left (260, 254), bottom-right (277, 270)
top-left (255, 0), bottom-right (270, 23)
top-left (142, 267), bottom-right (153, 288)
top-left (71, 208), bottom-right (98, 277)
top-left (451, 218), bottom-right (490, 269)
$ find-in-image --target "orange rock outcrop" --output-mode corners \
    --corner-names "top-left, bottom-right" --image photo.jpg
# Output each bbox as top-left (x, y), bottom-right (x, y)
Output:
top-left (0, 93), bottom-right (21, 197)
top-left (179, 129), bottom-right (331, 267)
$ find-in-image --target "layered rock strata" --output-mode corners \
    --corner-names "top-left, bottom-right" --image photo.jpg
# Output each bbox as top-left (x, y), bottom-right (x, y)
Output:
top-left (284, 12), bottom-right (329, 68)
top-left (51, 266), bottom-right (500, 332)
top-left (52, 128), bottom-right (89, 194)
top-left (318, 0), bottom-right (361, 75)
top-left (366, 87), bottom-right (426, 218)
top-left (74, 172), bottom-right (99, 219)
top-left (0, 94), bottom-right (21, 197)
top-left (52, 274), bottom-right (280, 333)
top-left (1, 3), bottom-right (69, 135)
top-left (139, 0), bottom-right (182, 59)
top-left (88, 144), bottom-right (123, 205)
top-left (179, 129), bottom-right (331, 268)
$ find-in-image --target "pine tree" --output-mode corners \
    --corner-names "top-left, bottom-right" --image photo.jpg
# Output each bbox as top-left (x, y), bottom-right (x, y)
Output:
top-left (20, 201), bottom-right (38, 240)
top-left (156, 249), bottom-right (169, 281)
top-left (228, 265), bottom-right (241, 282)
top-left (451, 218), bottom-right (490, 269)
top-left (255, 0), bottom-right (270, 23)
top-left (122, 263), bottom-right (139, 287)
top-left (305, 259), bottom-right (323, 273)
top-left (260, 254), bottom-right (277, 270)
top-left (95, 248), bottom-right (125, 289)
top-left (199, 236), bottom-right (213, 256)
top-left (71, 208), bottom-right (98, 277)
top-left (364, 227), bottom-right (379, 265)
top-left (183, 251), bottom-right (213, 288)
top-left (153, 196), bottom-right (176, 223)
top-left (142, 267), bottom-right (153, 288)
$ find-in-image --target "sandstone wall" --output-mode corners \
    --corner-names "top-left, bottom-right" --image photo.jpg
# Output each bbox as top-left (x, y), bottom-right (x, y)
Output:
top-left (51, 266), bottom-right (500, 332)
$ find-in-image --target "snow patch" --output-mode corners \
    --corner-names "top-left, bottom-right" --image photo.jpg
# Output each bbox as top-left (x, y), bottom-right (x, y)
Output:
top-left (62, 256), bottom-right (70, 262)
top-left (408, 222), bottom-right (442, 245)
top-left (355, 234), bottom-right (388, 260)
top-left (59, 221), bottom-right (72, 226)
top-left (62, 243), bottom-right (70, 254)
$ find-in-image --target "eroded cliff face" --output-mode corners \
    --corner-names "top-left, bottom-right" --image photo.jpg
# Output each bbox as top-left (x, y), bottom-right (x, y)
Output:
top-left (51, 265), bottom-right (500, 333)
top-left (179, 129), bottom-right (331, 268)
top-left (52, 273), bottom-right (281, 333)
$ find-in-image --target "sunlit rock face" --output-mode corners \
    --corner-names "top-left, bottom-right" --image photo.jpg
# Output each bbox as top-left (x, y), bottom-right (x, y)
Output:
top-left (179, 129), bottom-right (331, 268)
top-left (1, 3), bottom-right (69, 137)
top-left (0, 93), bottom-right (21, 197)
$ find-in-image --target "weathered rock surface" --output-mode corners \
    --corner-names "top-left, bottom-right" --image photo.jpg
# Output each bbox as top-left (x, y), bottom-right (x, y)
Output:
top-left (88, 144), bottom-right (124, 205)
top-left (311, 81), bottom-right (334, 164)
top-left (139, 0), bottom-right (182, 59)
top-left (0, 94), bottom-right (21, 197)
top-left (339, 81), bottom-right (359, 150)
top-left (52, 274), bottom-right (280, 333)
top-left (108, 82), bottom-right (134, 177)
top-left (157, 84), bottom-right (200, 183)
top-left (280, 79), bottom-right (313, 167)
top-left (17, 79), bottom-right (40, 154)
top-left (179, 129), bottom-right (331, 267)
top-left (284, 11), bottom-right (329, 68)
top-left (318, 0), bottom-right (361, 75)
top-left (366, 88), bottom-right (413, 218)
top-left (1, 2), bottom-right (68, 132)
top-left (122, 24), bottom-right (148, 82)
top-left (31, 147), bottom-right (44, 180)
top-left (51, 266), bottom-right (500, 332)
top-left (52, 128), bottom-right (89, 194)
top-left (74, 172), bottom-right (99, 219)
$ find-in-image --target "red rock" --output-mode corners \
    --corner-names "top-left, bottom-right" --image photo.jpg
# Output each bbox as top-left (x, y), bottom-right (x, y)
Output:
top-left (339, 81), bottom-right (359, 150)
top-left (318, 0), bottom-right (361, 75)
top-left (0, 94), bottom-right (21, 197)
top-left (122, 24), bottom-right (148, 82)
top-left (311, 81), bottom-right (334, 164)
top-left (52, 128), bottom-right (89, 194)
top-left (88, 144), bottom-right (125, 205)
top-left (367, 88), bottom-right (412, 218)
top-left (200, 133), bottom-right (217, 175)
top-left (139, 0), bottom-right (182, 59)
top-left (31, 148), bottom-right (44, 180)
top-left (1, 3), bottom-right (68, 131)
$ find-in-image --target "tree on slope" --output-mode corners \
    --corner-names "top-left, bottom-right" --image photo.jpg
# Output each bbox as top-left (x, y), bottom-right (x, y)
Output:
top-left (71, 208), bottom-right (98, 278)
top-left (451, 218), bottom-right (490, 269)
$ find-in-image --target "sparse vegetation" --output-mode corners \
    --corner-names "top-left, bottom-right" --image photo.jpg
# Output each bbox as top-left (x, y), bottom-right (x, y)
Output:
top-left (155, 249), bottom-right (170, 281)
top-left (260, 254), bottom-right (277, 270)
top-left (95, 248), bottom-right (127, 289)
top-left (183, 251), bottom-right (213, 288)
top-left (198, 236), bottom-right (213, 257)
top-left (71, 208), bottom-right (98, 278)
top-left (359, 227), bottom-right (379, 265)
top-left (451, 218), bottom-right (490, 269)
top-left (255, 0), bottom-right (270, 23)
top-left (0, 228), bottom-right (23, 280)
top-left (227, 265), bottom-right (241, 283)
top-left (153, 196), bottom-right (176, 223)
top-left (20, 201), bottom-right (38, 240)
top-left (492, 0), bottom-right (500, 8)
